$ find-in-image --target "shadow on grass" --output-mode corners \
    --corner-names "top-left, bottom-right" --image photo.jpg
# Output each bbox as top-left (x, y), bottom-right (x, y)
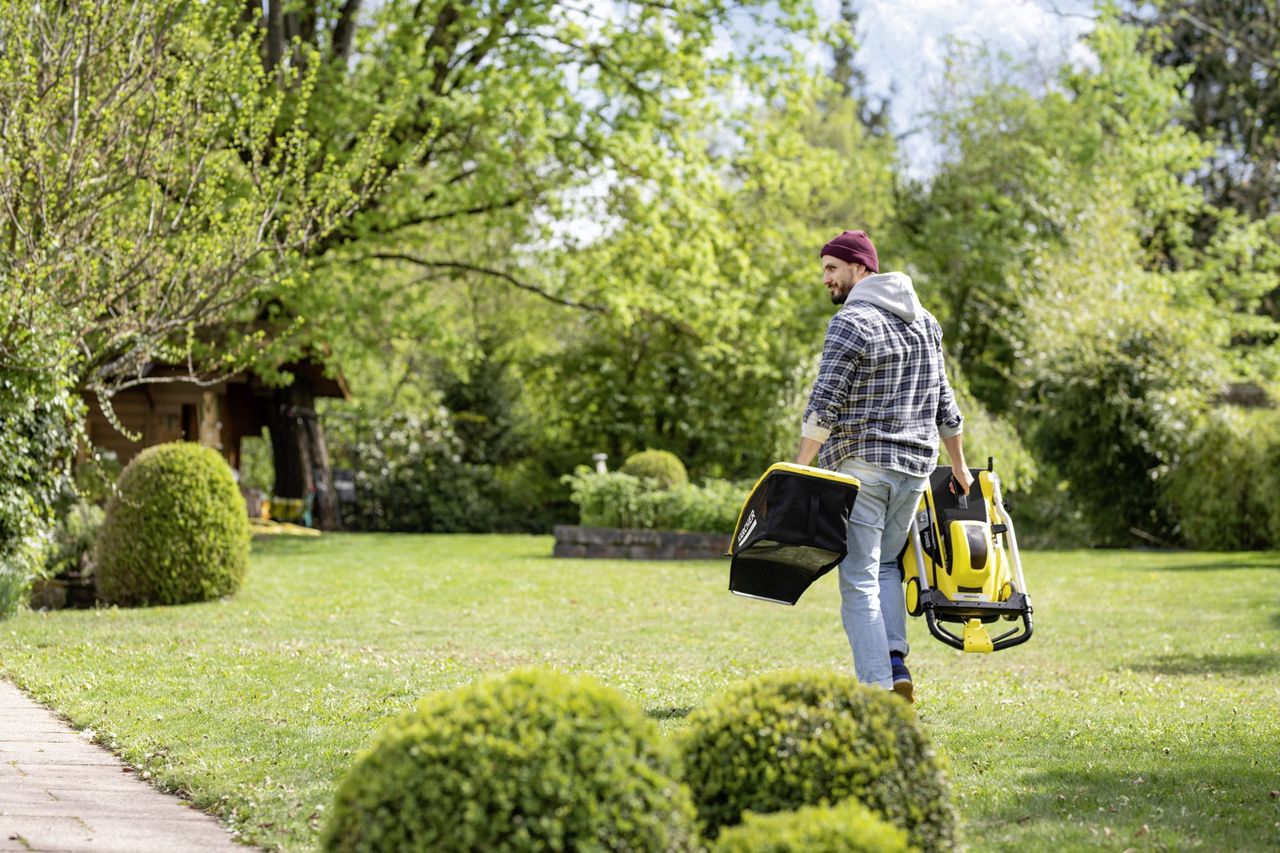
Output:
top-left (1147, 558), bottom-right (1280, 572)
top-left (1128, 651), bottom-right (1280, 677)
top-left (976, 760), bottom-right (1280, 850)
top-left (646, 706), bottom-right (693, 721)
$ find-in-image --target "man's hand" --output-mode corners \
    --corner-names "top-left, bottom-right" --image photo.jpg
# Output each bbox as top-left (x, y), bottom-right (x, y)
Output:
top-left (950, 465), bottom-right (973, 496)
top-left (941, 434), bottom-right (971, 495)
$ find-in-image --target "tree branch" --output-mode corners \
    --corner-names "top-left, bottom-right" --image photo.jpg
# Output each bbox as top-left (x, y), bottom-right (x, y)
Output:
top-left (361, 252), bottom-right (608, 313)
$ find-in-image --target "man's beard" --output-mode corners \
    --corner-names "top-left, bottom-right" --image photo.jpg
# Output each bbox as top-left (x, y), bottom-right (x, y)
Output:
top-left (830, 291), bottom-right (848, 305)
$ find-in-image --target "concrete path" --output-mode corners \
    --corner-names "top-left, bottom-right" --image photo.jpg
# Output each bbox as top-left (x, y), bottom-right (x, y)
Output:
top-left (0, 681), bottom-right (245, 852)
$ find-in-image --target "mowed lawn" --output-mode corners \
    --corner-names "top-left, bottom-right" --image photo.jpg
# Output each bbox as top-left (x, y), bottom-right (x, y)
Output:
top-left (1, 534), bottom-right (1278, 852)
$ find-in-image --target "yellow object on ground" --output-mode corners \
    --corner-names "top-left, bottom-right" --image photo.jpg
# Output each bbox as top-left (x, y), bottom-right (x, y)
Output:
top-left (249, 518), bottom-right (320, 537)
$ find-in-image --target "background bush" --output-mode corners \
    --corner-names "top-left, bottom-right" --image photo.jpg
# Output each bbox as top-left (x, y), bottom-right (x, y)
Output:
top-left (564, 468), bottom-right (746, 533)
top-left (95, 443), bottom-right (250, 606)
top-left (620, 449), bottom-right (689, 489)
top-left (652, 479), bottom-right (748, 533)
top-left (710, 799), bottom-right (913, 853)
top-left (678, 670), bottom-right (956, 852)
top-left (0, 554), bottom-right (31, 621)
top-left (0, 371), bottom-right (80, 619)
top-left (1165, 407), bottom-right (1280, 549)
top-left (322, 668), bottom-right (698, 853)
top-left (325, 407), bottom-right (573, 533)
top-left (328, 408), bottom-right (496, 533)
top-left (43, 499), bottom-right (105, 578)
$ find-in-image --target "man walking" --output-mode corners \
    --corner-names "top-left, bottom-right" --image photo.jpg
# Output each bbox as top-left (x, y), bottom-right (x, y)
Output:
top-left (794, 230), bottom-right (970, 703)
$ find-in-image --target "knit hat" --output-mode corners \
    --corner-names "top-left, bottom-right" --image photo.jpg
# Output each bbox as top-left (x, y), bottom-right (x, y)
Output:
top-left (820, 230), bottom-right (879, 273)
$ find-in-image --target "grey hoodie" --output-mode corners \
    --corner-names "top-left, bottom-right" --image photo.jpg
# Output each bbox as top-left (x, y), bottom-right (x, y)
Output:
top-left (846, 271), bottom-right (922, 323)
top-left (801, 268), bottom-right (964, 474)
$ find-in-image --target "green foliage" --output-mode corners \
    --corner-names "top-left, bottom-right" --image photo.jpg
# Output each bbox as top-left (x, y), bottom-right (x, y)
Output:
top-left (284, 0), bottom-right (836, 483)
top-left (0, 0), bottom-right (390, 398)
top-left (44, 501), bottom-right (105, 579)
top-left (1165, 408), bottom-right (1280, 549)
top-left (0, 368), bottom-right (80, 619)
top-left (322, 668), bottom-right (698, 853)
top-left (1134, 0), bottom-right (1280, 221)
top-left (655, 481), bottom-right (750, 535)
top-left (327, 408), bottom-right (495, 533)
top-left (710, 799), bottom-right (913, 853)
top-left (677, 670), bottom-right (957, 852)
top-left (0, 553), bottom-right (31, 621)
top-left (1026, 300), bottom-right (1223, 545)
top-left (95, 443), bottom-right (250, 606)
top-left (947, 367), bottom-right (1037, 493)
top-left (72, 453), bottom-right (124, 507)
top-left (564, 470), bottom-right (660, 530)
top-left (563, 469), bottom-right (746, 533)
top-left (237, 431), bottom-right (275, 496)
top-left (620, 450), bottom-right (689, 490)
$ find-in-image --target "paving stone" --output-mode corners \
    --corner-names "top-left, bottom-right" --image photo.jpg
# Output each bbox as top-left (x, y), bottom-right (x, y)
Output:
top-left (2, 815), bottom-right (238, 852)
top-left (0, 682), bottom-right (244, 852)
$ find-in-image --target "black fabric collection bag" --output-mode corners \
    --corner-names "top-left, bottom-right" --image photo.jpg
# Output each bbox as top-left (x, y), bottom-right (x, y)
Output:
top-left (728, 464), bottom-right (861, 605)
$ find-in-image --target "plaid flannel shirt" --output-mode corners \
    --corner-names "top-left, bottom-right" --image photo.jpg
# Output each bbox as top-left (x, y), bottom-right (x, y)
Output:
top-left (802, 300), bottom-right (963, 476)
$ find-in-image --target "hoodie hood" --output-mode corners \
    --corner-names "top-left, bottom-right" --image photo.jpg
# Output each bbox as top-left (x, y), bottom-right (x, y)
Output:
top-left (847, 271), bottom-right (921, 323)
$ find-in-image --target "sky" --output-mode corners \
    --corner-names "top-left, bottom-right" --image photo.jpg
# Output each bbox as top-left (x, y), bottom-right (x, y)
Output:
top-left (811, 0), bottom-right (1099, 175)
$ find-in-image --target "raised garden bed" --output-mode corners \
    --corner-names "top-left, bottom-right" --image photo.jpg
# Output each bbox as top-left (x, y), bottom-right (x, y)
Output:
top-left (553, 525), bottom-right (729, 560)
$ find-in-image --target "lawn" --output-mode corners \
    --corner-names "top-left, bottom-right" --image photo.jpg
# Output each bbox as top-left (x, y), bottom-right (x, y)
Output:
top-left (1, 534), bottom-right (1278, 852)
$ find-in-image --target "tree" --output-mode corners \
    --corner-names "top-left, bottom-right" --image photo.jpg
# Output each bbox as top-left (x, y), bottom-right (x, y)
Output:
top-left (898, 18), bottom-right (1245, 544)
top-left (1129, 0), bottom-right (1280, 220)
top-left (0, 0), bottom-right (389, 575)
top-left (223, 0), bottom-right (831, 517)
top-left (0, 1), bottom-right (387, 396)
top-left (527, 67), bottom-right (900, 479)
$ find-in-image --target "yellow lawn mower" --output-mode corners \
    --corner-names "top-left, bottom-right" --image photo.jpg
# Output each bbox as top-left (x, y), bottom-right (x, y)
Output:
top-left (902, 460), bottom-right (1033, 653)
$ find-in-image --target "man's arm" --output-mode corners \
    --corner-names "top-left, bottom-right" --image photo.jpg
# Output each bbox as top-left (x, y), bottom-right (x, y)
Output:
top-left (941, 433), bottom-right (972, 494)
top-left (793, 436), bottom-right (822, 467)
top-left (932, 321), bottom-right (969, 493)
top-left (796, 314), bottom-right (862, 470)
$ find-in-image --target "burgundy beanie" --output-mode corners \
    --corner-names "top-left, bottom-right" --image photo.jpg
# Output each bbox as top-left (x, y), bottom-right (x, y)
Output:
top-left (820, 230), bottom-right (879, 273)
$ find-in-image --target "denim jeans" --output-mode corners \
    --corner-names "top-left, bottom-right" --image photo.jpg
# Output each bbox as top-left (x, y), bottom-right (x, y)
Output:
top-left (835, 457), bottom-right (928, 689)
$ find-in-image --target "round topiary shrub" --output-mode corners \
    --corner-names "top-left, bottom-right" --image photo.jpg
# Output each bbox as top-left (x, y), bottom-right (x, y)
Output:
top-left (322, 668), bottom-right (699, 853)
top-left (711, 798), bottom-right (913, 853)
top-left (620, 449), bottom-right (688, 490)
top-left (677, 670), bottom-right (956, 852)
top-left (95, 442), bottom-right (250, 606)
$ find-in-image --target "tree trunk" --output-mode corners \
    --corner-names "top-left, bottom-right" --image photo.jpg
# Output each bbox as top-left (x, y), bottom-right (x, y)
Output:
top-left (267, 379), bottom-right (341, 530)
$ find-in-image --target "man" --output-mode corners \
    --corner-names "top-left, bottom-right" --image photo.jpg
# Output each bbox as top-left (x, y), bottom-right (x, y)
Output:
top-left (794, 229), bottom-right (970, 703)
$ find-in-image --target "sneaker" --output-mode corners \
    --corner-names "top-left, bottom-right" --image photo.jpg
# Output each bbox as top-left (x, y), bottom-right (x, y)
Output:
top-left (890, 652), bottom-right (914, 704)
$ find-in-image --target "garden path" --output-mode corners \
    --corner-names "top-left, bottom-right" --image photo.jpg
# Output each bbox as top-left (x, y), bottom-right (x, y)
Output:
top-left (0, 680), bottom-right (244, 852)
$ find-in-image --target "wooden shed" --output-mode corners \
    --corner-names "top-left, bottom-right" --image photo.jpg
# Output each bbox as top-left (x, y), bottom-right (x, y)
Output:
top-left (84, 361), bottom-right (348, 529)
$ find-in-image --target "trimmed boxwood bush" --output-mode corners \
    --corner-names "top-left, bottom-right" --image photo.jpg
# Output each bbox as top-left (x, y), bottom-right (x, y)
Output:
top-left (711, 799), bottom-right (914, 853)
top-left (322, 668), bottom-right (699, 852)
top-left (94, 443), bottom-right (250, 606)
top-left (677, 670), bottom-right (956, 852)
top-left (621, 449), bottom-right (688, 489)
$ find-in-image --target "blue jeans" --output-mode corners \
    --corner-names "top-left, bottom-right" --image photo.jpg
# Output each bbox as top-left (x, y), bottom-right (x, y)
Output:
top-left (836, 457), bottom-right (928, 689)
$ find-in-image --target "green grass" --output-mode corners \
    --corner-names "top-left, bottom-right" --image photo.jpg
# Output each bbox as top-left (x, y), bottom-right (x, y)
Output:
top-left (1, 535), bottom-right (1278, 851)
